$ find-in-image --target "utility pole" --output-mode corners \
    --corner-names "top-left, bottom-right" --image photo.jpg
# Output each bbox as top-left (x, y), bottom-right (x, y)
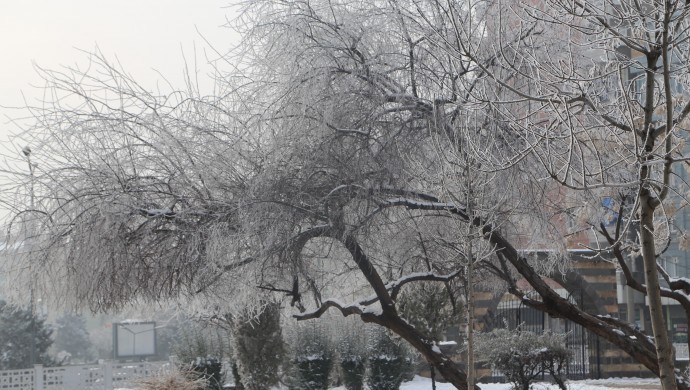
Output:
top-left (22, 146), bottom-right (36, 367)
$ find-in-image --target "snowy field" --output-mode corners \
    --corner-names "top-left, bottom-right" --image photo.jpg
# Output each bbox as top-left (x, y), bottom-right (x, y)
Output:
top-left (116, 375), bottom-right (661, 389)
top-left (329, 375), bottom-right (661, 390)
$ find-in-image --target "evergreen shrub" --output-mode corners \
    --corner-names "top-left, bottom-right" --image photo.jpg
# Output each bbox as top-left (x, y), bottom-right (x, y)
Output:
top-left (293, 323), bottom-right (332, 390)
top-left (367, 331), bottom-right (408, 390)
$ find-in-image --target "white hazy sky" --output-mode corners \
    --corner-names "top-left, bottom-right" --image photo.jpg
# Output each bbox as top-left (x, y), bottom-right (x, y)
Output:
top-left (0, 1), bottom-right (236, 141)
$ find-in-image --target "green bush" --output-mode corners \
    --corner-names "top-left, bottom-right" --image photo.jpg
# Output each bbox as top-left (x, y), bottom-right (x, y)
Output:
top-left (337, 322), bottom-right (367, 390)
top-left (367, 331), bottom-right (408, 390)
top-left (341, 357), bottom-right (366, 390)
top-left (397, 282), bottom-right (461, 341)
top-left (292, 323), bottom-right (332, 390)
top-left (232, 303), bottom-right (285, 390)
top-left (475, 328), bottom-right (571, 390)
top-left (295, 354), bottom-right (332, 389)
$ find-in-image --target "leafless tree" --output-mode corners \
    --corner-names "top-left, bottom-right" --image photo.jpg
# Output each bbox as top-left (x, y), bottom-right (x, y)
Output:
top-left (426, 0), bottom-right (690, 388)
top-left (3, 1), bottom-right (690, 389)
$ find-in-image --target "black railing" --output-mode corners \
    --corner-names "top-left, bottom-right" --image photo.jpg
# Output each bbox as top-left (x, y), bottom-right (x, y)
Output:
top-left (490, 289), bottom-right (602, 381)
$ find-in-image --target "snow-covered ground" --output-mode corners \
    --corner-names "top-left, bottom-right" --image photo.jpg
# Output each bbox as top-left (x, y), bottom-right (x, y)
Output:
top-left (117, 375), bottom-right (661, 390)
top-left (329, 375), bottom-right (661, 390)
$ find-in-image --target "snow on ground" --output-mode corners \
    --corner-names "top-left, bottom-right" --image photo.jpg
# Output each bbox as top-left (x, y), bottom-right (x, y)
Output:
top-left (118, 375), bottom-right (661, 390)
top-left (329, 375), bottom-right (661, 390)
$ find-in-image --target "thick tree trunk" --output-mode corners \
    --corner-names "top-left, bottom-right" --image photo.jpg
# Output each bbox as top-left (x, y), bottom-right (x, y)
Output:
top-left (322, 228), bottom-right (478, 389)
top-left (376, 313), bottom-right (478, 390)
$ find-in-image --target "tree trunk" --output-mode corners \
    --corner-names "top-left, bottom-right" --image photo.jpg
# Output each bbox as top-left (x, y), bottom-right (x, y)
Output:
top-left (430, 364), bottom-right (437, 390)
top-left (466, 257), bottom-right (475, 390)
top-left (369, 313), bottom-right (479, 390)
top-left (640, 195), bottom-right (678, 390)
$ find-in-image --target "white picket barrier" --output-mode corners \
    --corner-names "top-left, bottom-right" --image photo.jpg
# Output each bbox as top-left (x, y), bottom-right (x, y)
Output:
top-left (0, 361), bottom-right (169, 390)
top-left (0, 367), bottom-right (33, 389)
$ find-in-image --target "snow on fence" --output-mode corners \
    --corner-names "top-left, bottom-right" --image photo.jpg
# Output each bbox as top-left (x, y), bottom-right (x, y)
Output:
top-left (676, 343), bottom-right (689, 361)
top-left (0, 361), bottom-right (169, 390)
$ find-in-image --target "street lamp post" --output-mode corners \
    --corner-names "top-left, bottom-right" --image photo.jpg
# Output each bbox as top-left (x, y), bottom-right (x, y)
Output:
top-left (22, 146), bottom-right (36, 367)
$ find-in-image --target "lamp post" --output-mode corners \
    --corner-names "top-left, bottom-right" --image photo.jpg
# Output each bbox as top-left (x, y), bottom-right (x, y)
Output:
top-left (22, 146), bottom-right (36, 367)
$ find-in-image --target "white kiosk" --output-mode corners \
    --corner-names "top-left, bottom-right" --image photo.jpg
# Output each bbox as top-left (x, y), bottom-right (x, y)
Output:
top-left (113, 320), bottom-right (156, 359)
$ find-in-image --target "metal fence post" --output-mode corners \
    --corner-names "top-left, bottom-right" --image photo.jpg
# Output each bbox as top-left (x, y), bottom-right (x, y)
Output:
top-left (103, 361), bottom-right (113, 390)
top-left (33, 364), bottom-right (43, 390)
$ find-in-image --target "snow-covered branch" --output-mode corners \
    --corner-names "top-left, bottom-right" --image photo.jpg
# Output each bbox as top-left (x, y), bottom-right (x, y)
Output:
top-left (293, 298), bottom-right (372, 320)
top-left (358, 269), bottom-right (464, 306)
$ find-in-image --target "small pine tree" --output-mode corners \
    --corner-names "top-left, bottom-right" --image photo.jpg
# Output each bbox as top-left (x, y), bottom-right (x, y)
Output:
top-left (232, 303), bottom-right (285, 390)
top-left (0, 300), bottom-right (54, 369)
top-left (53, 313), bottom-right (94, 364)
top-left (367, 331), bottom-right (408, 390)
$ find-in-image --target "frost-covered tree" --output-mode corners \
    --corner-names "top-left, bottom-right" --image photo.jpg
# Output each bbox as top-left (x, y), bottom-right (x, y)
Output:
top-left (0, 300), bottom-right (53, 369)
top-left (443, 1), bottom-right (690, 387)
top-left (4, 0), bottom-right (690, 389)
top-left (53, 313), bottom-right (94, 364)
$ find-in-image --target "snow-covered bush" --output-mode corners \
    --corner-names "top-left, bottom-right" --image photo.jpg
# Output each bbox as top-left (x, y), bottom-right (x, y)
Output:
top-left (232, 303), bottom-right (284, 390)
top-left (367, 331), bottom-right (411, 390)
top-left (475, 328), bottom-right (571, 390)
top-left (135, 365), bottom-right (208, 390)
top-left (292, 323), bottom-right (333, 390)
top-left (337, 321), bottom-right (367, 390)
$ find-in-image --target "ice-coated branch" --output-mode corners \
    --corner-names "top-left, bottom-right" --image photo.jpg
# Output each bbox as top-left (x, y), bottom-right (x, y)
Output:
top-left (293, 298), bottom-right (371, 320)
top-left (382, 197), bottom-right (468, 219)
top-left (357, 269), bottom-right (464, 306)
